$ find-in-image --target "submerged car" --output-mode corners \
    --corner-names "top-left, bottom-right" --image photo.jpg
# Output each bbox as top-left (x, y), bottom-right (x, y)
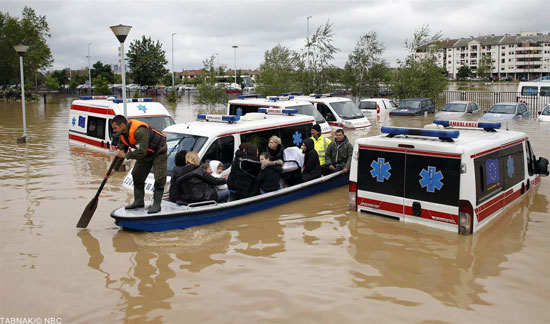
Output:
top-left (482, 102), bottom-right (529, 120)
top-left (389, 98), bottom-right (435, 116)
top-left (358, 98), bottom-right (397, 115)
top-left (538, 104), bottom-right (550, 122)
top-left (434, 101), bottom-right (481, 119)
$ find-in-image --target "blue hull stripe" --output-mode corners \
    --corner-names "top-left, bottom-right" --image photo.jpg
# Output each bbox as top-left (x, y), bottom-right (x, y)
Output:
top-left (112, 173), bottom-right (348, 232)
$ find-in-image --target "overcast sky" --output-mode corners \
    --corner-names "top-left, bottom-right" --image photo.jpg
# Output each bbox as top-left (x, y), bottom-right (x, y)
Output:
top-left (4, 0), bottom-right (550, 72)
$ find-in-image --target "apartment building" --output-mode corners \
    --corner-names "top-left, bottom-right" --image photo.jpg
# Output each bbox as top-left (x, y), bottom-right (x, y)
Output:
top-left (417, 32), bottom-right (550, 81)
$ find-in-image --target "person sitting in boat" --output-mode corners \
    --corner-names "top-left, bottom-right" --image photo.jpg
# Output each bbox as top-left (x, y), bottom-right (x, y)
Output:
top-left (301, 138), bottom-right (322, 182)
top-left (229, 144), bottom-right (261, 200)
top-left (322, 128), bottom-right (353, 175)
top-left (176, 152), bottom-right (227, 204)
top-left (168, 150), bottom-right (187, 203)
top-left (255, 152), bottom-right (283, 194)
top-left (267, 135), bottom-right (284, 161)
top-left (208, 160), bottom-right (230, 203)
top-left (227, 142), bottom-right (250, 192)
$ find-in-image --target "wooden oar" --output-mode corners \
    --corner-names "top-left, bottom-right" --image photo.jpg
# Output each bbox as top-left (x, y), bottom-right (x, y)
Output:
top-left (77, 157), bottom-right (123, 228)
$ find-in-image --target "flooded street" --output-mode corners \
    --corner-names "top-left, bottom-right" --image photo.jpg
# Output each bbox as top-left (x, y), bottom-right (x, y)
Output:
top-left (1, 94), bottom-right (549, 323)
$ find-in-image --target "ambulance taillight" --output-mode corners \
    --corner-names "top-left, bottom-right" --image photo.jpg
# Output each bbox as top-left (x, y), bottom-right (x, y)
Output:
top-left (458, 200), bottom-right (474, 235)
top-left (349, 181), bottom-right (357, 210)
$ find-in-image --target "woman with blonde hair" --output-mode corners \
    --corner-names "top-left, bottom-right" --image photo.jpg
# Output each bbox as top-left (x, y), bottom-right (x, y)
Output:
top-left (267, 135), bottom-right (284, 161)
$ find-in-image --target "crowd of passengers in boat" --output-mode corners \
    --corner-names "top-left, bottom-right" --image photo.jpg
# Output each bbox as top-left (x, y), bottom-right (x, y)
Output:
top-left (168, 125), bottom-right (354, 205)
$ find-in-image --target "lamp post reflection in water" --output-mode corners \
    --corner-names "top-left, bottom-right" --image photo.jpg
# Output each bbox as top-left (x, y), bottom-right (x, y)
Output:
top-left (14, 44), bottom-right (29, 144)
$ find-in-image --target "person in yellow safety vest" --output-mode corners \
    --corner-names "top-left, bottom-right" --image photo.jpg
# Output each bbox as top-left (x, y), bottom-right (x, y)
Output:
top-left (310, 124), bottom-right (331, 165)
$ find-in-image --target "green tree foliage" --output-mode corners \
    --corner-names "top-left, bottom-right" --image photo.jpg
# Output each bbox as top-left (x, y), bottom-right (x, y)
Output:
top-left (0, 7), bottom-right (53, 86)
top-left (162, 72), bottom-right (181, 86)
top-left (300, 20), bottom-right (339, 93)
top-left (194, 55), bottom-right (228, 108)
top-left (477, 54), bottom-right (493, 79)
top-left (457, 65), bottom-right (472, 79)
top-left (91, 61), bottom-right (115, 84)
top-left (51, 70), bottom-right (68, 86)
top-left (126, 36), bottom-right (168, 86)
top-left (92, 75), bottom-right (111, 95)
top-left (343, 31), bottom-right (388, 98)
top-left (256, 44), bottom-right (301, 96)
top-left (45, 75), bottom-right (59, 89)
top-left (390, 25), bottom-right (447, 99)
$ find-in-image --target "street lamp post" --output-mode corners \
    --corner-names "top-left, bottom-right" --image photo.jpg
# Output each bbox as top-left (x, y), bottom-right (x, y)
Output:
top-left (110, 24), bottom-right (132, 117)
top-left (171, 33), bottom-right (177, 89)
top-left (307, 16), bottom-right (312, 70)
top-left (14, 44), bottom-right (29, 144)
top-left (87, 42), bottom-right (92, 95)
top-left (232, 45), bottom-right (238, 87)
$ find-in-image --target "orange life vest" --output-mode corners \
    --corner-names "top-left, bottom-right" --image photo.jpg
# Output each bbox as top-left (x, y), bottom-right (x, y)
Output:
top-left (120, 120), bottom-right (166, 154)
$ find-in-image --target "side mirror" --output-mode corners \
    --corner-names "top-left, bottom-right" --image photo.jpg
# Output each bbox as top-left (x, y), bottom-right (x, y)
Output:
top-left (538, 111), bottom-right (542, 115)
top-left (536, 157), bottom-right (549, 176)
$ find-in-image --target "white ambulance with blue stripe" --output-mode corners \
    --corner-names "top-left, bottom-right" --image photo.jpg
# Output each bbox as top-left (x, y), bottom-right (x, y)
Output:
top-left (294, 94), bottom-right (371, 130)
top-left (68, 96), bottom-right (174, 152)
top-left (348, 120), bottom-right (549, 234)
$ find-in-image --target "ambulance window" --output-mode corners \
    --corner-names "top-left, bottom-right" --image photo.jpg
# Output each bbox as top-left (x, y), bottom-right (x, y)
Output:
top-left (202, 136), bottom-right (235, 169)
top-left (229, 104), bottom-right (258, 115)
top-left (521, 86), bottom-right (538, 96)
top-left (87, 116), bottom-right (106, 140)
top-left (317, 104), bottom-right (335, 121)
top-left (501, 144), bottom-right (525, 190)
top-left (357, 149), bottom-right (405, 197)
top-left (474, 152), bottom-right (503, 203)
top-left (280, 124), bottom-right (311, 148)
top-left (541, 87), bottom-right (550, 97)
top-left (108, 119), bottom-right (120, 146)
top-left (240, 129), bottom-right (279, 151)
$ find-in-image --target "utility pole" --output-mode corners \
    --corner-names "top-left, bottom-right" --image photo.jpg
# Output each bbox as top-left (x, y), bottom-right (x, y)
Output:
top-left (87, 43), bottom-right (92, 95)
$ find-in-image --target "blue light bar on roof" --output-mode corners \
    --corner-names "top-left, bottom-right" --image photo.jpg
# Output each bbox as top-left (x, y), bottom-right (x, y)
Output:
top-left (381, 126), bottom-right (459, 139)
top-left (311, 93), bottom-right (334, 98)
top-left (267, 96), bottom-right (280, 101)
top-left (197, 114), bottom-right (240, 123)
top-left (113, 98), bottom-right (153, 103)
top-left (433, 120), bottom-right (501, 130)
top-left (258, 108), bottom-right (298, 115)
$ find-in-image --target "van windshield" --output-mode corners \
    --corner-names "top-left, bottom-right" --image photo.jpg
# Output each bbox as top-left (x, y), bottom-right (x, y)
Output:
top-left (542, 106), bottom-right (550, 116)
top-left (330, 101), bottom-right (364, 119)
top-left (398, 100), bottom-right (421, 109)
top-left (292, 104), bottom-right (326, 124)
top-left (441, 103), bottom-right (467, 112)
top-left (134, 116), bottom-right (175, 131)
top-left (359, 101), bottom-right (377, 110)
top-left (165, 132), bottom-right (208, 172)
top-left (488, 104), bottom-right (516, 114)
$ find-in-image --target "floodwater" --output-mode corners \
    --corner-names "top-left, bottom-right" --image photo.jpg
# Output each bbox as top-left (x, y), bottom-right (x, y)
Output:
top-left (1, 94), bottom-right (549, 323)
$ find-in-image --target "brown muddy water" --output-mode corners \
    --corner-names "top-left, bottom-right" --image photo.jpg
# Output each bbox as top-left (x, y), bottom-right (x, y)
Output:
top-left (1, 94), bottom-right (549, 323)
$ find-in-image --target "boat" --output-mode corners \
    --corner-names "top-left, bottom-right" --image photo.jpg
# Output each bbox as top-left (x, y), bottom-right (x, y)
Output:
top-left (111, 170), bottom-right (348, 232)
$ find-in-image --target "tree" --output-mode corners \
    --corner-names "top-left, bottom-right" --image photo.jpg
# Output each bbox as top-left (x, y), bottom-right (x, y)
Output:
top-left (457, 65), bottom-right (472, 80)
top-left (92, 75), bottom-right (111, 95)
top-left (91, 61), bottom-right (115, 84)
top-left (256, 44), bottom-right (301, 96)
top-left (0, 7), bottom-right (53, 86)
top-left (194, 55), bottom-right (228, 108)
top-left (390, 25), bottom-right (447, 99)
top-left (300, 20), bottom-right (339, 93)
top-left (51, 70), bottom-right (68, 86)
top-left (45, 75), bottom-right (59, 89)
top-left (477, 54), bottom-right (493, 79)
top-left (343, 31), bottom-right (387, 98)
top-left (126, 36), bottom-right (168, 86)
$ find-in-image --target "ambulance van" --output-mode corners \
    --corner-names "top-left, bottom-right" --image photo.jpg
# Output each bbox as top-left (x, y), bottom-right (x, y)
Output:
top-left (68, 96), bottom-right (174, 151)
top-left (348, 120), bottom-right (549, 234)
top-left (294, 94), bottom-right (371, 130)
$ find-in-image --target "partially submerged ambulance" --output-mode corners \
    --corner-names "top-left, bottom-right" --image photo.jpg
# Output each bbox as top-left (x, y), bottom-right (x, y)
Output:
top-left (348, 120), bottom-right (549, 234)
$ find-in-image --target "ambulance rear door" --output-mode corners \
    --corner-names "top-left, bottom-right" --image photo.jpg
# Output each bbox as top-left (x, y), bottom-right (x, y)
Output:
top-left (403, 151), bottom-right (461, 228)
top-left (356, 145), bottom-right (406, 219)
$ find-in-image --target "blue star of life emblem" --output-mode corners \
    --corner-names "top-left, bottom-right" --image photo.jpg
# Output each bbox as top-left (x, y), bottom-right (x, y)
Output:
top-left (292, 131), bottom-right (303, 146)
top-left (370, 158), bottom-right (391, 182)
top-left (419, 166), bottom-right (444, 193)
top-left (507, 155), bottom-right (514, 178)
top-left (137, 104), bottom-right (147, 113)
top-left (72, 116), bottom-right (76, 126)
top-left (236, 107), bottom-right (242, 116)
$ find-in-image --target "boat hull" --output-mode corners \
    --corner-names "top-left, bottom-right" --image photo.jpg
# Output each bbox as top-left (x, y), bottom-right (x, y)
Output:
top-left (111, 171), bottom-right (348, 232)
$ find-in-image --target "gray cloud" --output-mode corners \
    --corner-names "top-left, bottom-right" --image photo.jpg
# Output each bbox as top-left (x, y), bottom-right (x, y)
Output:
top-left (3, 0), bottom-right (549, 72)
